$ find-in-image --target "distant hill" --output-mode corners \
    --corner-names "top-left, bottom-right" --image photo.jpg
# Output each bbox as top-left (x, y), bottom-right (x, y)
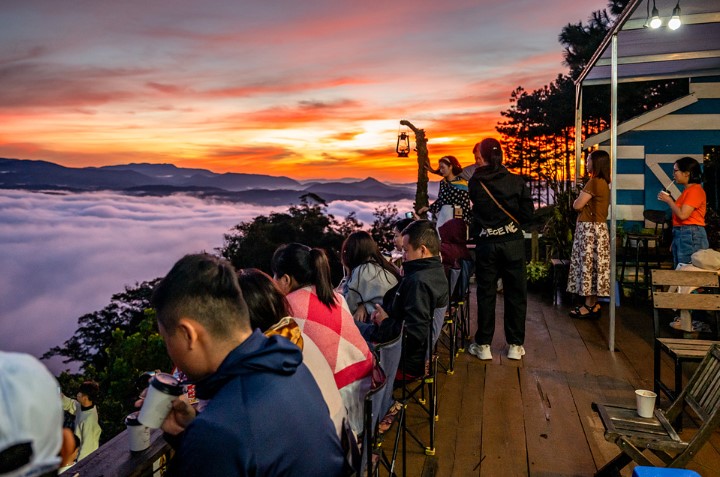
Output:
top-left (0, 158), bottom-right (414, 205)
top-left (303, 177), bottom-right (413, 198)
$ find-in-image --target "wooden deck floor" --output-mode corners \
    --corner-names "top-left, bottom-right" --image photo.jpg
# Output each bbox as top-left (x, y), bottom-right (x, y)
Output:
top-left (382, 289), bottom-right (720, 477)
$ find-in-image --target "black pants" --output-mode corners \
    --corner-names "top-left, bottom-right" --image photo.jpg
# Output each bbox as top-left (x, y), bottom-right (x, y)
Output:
top-left (474, 238), bottom-right (527, 346)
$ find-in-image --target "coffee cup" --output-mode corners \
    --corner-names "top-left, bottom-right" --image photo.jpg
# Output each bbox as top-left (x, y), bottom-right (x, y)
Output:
top-left (126, 411), bottom-right (150, 452)
top-left (635, 389), bottom-right (657, 418)
top-left (138, 372), bottom-right (184, 428)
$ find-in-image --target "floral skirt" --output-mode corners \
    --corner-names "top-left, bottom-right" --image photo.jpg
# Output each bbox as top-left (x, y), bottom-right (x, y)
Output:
top-left (566, 221), bottom-right (611, 297)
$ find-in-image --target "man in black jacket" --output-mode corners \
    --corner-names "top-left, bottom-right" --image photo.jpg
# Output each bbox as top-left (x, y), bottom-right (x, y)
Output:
top-left (369, 220), bottom-right (449, 378)
top-left (467, 138), bottom-right (534, 361)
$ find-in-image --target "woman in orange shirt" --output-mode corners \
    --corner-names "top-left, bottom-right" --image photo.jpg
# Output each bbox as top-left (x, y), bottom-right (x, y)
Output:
top-left (657, 156), bottom-right (708, 267)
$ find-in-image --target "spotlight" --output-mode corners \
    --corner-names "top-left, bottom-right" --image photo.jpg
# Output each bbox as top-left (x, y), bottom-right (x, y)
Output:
top-left (668, 2), bottom-right (682, 30)
top-left (650, 0), bottom-right (662, 28)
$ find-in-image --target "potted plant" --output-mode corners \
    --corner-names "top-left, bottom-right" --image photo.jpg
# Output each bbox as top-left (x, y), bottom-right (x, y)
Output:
top-left (526, 260), bottom-right (551, 292)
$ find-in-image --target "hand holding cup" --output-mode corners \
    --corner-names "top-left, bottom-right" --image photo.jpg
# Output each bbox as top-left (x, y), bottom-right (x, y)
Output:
top-left (135, 388), bottom-right (195, 435)
top-left (657, 190), bottom-right (672, 204)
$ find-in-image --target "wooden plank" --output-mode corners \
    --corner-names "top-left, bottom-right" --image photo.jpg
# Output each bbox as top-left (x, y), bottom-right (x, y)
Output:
top-left (651, 269), bottom-right (720, 287)
top-left (520, 298), bottom-right (560, 372)
top-left (520, 368), bottom-right (596, 476)
top-left (564, 371), bottom-right (636, 476)
top-left (542, 300), bottom-right (598, 375)
top-left (658, 338), bottom-right (720, 359)
top-left (70, 427), bottom-right (170, 477)
top-left (444, 358), bottom-right (486, 477)
top-left (653, 292), bottom-right (720, 311)
top-left (611, 305), bottom-right (657, 391)
top-left (480, 365), bottom-right (527, 477)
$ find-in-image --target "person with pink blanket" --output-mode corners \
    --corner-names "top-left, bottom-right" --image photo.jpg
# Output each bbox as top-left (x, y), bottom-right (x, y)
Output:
top-left (272, 243), bottom-right (374, 434)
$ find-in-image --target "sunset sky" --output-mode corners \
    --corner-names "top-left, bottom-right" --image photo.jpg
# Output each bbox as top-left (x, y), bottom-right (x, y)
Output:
top-left (0, 0), bottom-right (608, 181)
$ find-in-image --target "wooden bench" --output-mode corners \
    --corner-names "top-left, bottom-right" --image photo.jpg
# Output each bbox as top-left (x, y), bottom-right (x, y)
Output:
top-left (651, 269), bottom-right (720, 404)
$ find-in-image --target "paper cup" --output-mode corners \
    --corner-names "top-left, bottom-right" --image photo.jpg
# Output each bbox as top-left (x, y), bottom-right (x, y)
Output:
top-left (138, 372), bottom-right (184, 428)
top-left (635, 389), bottom-right (657, 418)
top-left (126, 411), bottom-right (150, 452)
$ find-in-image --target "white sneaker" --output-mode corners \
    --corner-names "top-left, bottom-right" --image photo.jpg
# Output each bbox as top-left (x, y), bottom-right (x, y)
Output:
top-left (507, 344), bottom-right (525, 360)
top-left (468, 343), bottom-right (492, 360)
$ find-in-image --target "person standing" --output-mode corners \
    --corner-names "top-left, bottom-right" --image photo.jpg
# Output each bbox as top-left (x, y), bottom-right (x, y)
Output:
top-left (61, 381), bottom-right (101, 462)
top-left (418, 155), bottom-right (472, 227)
top-left (657, 156), bottom-right (708, 267)
top-left (567, 150), bottom-right (611, 318)
top-left (467, 138), bottom-right (534, 361)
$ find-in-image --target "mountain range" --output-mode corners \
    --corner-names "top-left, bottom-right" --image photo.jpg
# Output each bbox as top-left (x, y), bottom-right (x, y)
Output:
top-left (0, 158), bottom-right (419, 206)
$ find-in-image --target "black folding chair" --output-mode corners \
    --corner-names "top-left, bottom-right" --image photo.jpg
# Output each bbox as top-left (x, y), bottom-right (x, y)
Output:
top-left (374, 329), bottom-right (403, 476)
top-left (453, 258), bottom-right (474, 353)
top-left (360, 379), bottom-right (387, 477)
top-left (396, 306), bottom-right (446, 466)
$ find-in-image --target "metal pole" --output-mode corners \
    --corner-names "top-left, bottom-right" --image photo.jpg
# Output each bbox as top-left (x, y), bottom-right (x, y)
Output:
top-left (609, 33), bottom-right (618, 352)
top-left (574, 84), bottom-right (583, 184)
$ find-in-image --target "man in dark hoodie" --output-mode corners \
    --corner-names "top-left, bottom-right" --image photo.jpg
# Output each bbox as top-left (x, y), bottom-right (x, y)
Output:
top-left (151, 253), bottom-right (346, 476)
top-left (467, 138), bottom-right (534, 362)
top-left (369, 220), bottom-right (449, 379)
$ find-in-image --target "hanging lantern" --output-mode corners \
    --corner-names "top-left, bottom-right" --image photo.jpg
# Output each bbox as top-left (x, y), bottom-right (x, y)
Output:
top-left (396, 132), bottom-right (411, 157)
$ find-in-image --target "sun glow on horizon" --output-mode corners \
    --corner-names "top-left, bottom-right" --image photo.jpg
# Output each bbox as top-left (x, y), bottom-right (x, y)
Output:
top-left (0, 0), bottom-right (608, 182)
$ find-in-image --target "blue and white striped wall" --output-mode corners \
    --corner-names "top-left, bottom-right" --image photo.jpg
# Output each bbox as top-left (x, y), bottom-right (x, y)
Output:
top-left (586, 76), bottom-right (720, 227)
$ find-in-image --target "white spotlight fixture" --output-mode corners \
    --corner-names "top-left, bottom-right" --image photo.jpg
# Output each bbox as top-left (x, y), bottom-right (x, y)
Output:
top-left (668, 2), bottom-right (682, 30)
top-left (650, 0), bottom-right (662, 28)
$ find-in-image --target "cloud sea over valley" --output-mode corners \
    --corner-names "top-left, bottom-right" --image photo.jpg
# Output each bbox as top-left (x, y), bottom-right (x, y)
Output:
top-left (0, 189), bottom-right (412, 374)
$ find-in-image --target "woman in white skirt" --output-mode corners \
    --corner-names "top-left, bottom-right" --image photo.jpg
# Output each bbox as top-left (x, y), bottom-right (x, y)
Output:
top-left (567, 150), bottom-right (611, 319)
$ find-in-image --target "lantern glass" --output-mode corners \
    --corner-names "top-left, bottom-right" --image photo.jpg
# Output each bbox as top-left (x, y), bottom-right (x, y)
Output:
top-left (396, 132), bottom-right (410, 157)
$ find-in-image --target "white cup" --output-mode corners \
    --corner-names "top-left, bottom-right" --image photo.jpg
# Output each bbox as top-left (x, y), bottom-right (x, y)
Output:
top-left (635, 389), bottom-right (657, 418)
top-left (126, 411), bottom-right (150, 452)
top-left (138, 372), bottom-right (184, 428)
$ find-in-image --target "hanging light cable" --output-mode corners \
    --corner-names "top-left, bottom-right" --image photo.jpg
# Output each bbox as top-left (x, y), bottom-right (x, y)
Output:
top-left (649, 0), bottom-right (662, 28)
top-left (668, 1), bottom-right (682, 30)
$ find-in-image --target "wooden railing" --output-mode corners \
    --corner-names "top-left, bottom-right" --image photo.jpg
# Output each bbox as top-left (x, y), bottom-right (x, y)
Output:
top-left (66, 428), bottom-right (172, 477)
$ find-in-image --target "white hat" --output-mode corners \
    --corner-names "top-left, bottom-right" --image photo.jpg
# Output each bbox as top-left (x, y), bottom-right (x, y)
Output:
top-left (0, 352), bottom-right (62, 477)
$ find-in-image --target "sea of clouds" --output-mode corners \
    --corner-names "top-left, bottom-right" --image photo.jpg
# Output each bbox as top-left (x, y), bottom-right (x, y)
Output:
top-left (0, 189), bottom-right (413, 374)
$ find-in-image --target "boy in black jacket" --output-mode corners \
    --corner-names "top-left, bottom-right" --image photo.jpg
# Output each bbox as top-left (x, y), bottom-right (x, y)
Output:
top-left (369, 220), bottom-right (449, 378)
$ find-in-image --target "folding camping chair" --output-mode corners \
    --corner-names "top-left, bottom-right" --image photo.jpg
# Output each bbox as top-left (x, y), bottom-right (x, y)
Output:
top-left (592, 344), bottom-right (720, 476)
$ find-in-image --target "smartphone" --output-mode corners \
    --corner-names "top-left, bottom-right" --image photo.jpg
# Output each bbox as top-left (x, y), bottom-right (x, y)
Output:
top-left (405, 212), bottom-right (414, 219)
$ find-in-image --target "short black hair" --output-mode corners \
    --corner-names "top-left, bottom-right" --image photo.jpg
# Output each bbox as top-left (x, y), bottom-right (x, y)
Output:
top-left (402, 219), bottom-right (440, 256)
top-left (151, 254), bottom-right (250, 338)
top-left (79, 381), bottom-right (99, 403)
top-left (393, 217), bottom-right (413, 233)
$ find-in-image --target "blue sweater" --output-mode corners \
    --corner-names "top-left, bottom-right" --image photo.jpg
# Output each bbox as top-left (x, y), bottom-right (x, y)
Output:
top-left (168, 330), bottom-right (346, 476)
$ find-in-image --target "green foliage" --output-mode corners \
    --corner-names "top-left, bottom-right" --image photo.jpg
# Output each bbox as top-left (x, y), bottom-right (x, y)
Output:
top-left (43, 279), bottom-right (162, 372)
top-left (218, 194), bottom-right (363, 284)
top-left (498, 0), bottom-right (687, 180)
top-left (48, 286), bottom-right (172, 443)
top-left (46, 196), bottom-right (402, 444)
top-left (370, 204), bottom-right (399, 253)
top-left (541, 182), bottom-right (579, 260)
top-left (526, 260), bottom-right (550, 284)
